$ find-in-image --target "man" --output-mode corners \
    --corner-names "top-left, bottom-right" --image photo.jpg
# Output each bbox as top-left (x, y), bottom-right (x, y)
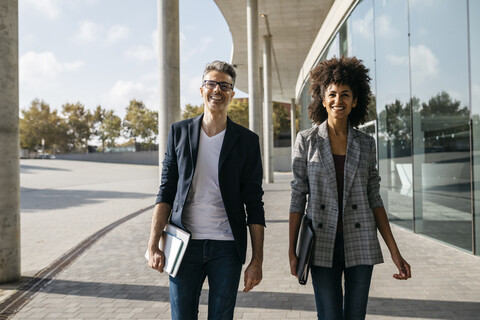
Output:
top-left (148, 60), bottom-right (265, 320)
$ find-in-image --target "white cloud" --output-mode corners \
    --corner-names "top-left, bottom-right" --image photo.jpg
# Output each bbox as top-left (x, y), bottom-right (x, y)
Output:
top-left (351, 7), bottom-right (374, 39)
top-left (387, 54), bottom-right (408, 67)
top-left (409, 0), bottom-right (436, 7)
top-left (71, 21), bottom-right (130, 46)
top-left (446, 90), bottom-right (464, 104)
top-left (101, 80), bottom-right (158, 115)
top-left (19, 51), bottom-right (83, 90)
top-left (125, 29), bottom-right (158, 62)
top-left (106, 25), bottom-right (131, 45)
top-left (21, 0), bottom-right (61, 20)
top-left (125, 45), bottom-right (156, 61)
top-left (71, 20), bottom-right (103, 44)
top-left (410, 45), bottom-right (439, 83)
top-left (376, 15), bottom-right (398, 38)
top-left (187, 75), bottom-right (202, 100)
top-left (181, 36), bottom-right (213, 62)
top-left (473, 84), bottom-right (480, 106)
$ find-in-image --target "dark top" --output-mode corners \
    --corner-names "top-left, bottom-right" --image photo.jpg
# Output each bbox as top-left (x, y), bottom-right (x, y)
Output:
top-left (156, 114), bottom-right (265, 264)
top-left (333, 154), bottom-right (345, 233)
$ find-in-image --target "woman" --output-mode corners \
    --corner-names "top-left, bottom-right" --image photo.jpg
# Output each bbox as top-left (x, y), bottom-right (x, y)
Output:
top-left (289, 56), bottom-right (411, 320)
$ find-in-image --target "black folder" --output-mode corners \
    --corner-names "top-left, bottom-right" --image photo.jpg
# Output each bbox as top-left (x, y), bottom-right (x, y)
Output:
top-left (296, 214), bottom-right (315, 285)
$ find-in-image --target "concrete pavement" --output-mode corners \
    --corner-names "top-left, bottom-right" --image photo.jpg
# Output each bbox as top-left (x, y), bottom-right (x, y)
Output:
top-left (1, 160), bottom-right (479, 319)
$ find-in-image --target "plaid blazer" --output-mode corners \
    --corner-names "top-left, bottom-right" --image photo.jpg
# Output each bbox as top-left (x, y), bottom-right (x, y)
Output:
top-left (290, 121), bottom-right (384, 268)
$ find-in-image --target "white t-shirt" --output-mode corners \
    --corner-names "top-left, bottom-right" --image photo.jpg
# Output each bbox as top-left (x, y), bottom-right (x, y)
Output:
top-left (182, 128), bottom-right (234, 240)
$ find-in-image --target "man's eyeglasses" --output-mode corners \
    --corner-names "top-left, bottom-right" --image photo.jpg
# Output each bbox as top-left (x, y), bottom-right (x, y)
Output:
top-left (203, 80), bottom-right (233, 91)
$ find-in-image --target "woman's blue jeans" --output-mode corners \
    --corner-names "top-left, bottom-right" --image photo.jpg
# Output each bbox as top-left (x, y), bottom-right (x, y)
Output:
top-left (169, 239), bottom-right (242, 320)
top-left (310, 234), bottom-right (373, 320)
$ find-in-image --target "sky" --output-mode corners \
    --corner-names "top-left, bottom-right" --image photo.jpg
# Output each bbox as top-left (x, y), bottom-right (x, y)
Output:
top-left (18, 0), bottom-right (246, 118)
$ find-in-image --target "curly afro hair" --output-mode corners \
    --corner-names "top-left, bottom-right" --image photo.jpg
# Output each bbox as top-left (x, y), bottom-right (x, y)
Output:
top-left (308, 56), bottom-right (372, 127)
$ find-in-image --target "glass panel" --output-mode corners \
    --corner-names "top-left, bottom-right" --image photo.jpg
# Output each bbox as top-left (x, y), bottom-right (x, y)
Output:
top-left (320, 34), bottom-right (340, 62)
top-left (374, 0), bottom-right (412, 230)
top-left (346, 0), bottom-right (377, 122)
top-left (470, 0), bottom-right (480, 255)
top-left (410, 0), bottom-right (472, 251)
top-left (299, 79), bottom-right (312, 131)
top-left (299, 35), bottom-right (341, 131)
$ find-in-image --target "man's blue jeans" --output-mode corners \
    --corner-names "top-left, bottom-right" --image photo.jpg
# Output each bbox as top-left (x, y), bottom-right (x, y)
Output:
top-left (310, 234), bottom-right (373, 320)
top-left (169, 239), bottom-right (242, 320)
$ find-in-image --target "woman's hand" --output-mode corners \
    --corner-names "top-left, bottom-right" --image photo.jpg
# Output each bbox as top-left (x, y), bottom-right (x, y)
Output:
top-left (289, 251), bottom-right (298, 277)
top-left (392, 253), bottom-right (411, 280)
top-left (288, 212), bottom-right (303, 278)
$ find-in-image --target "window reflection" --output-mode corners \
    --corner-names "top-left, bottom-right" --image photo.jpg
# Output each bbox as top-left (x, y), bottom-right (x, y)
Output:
top-left (374, 0), bottom-right (412, 229)
top-left (410, 0), bottom-right (472, 251)
top-left (299, 79), bottom-right (312, 131)
top-left (469, 0), bottom-right (480, 255)
top-left (346, 0), bottom-right (377, 123)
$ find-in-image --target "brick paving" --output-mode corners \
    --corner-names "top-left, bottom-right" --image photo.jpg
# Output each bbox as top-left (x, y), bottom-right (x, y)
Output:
top-left (1, 161), bottom-right (480, 319)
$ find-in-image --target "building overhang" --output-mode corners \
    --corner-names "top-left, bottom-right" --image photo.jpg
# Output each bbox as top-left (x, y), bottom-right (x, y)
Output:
top-left (215, 0), bottom-right (335, 103)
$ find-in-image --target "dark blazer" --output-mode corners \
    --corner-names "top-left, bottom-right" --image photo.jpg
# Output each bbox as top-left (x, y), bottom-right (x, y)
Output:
top-left (156, 114), bottom-right (265, 263)
top-left (290, 121), bottom-right (384, 268)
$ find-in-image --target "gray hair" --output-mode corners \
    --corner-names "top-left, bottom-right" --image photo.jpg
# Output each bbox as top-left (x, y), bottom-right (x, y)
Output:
top-left (202, 60), bottom-right (236, 86)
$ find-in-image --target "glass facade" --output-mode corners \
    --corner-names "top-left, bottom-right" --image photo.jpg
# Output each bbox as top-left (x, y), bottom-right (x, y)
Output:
top-left (410, 0), bottom-right (471, 251)
top-left (470, 0), bottom-right (480, 254)
top-left (374, 0), bottom-right (413, 230)
top-left (297, 0), bottom-right (478, 254)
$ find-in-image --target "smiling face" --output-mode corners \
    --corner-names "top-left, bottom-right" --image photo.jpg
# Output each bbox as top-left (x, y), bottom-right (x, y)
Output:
top-left (200, 70), bottom-right (235, 115)
top-left (322, 83), bottom-right (357, 122)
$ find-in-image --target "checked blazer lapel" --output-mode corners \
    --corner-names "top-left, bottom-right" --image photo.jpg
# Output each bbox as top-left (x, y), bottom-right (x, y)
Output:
top-left (343, 125), bottom-right (361, 212)
top-left (317, 122), bottom-right (338, 205)
top-left (219, 117), bottom-right (240, 169)
top-left (187, 115), bottom-right (202, 171)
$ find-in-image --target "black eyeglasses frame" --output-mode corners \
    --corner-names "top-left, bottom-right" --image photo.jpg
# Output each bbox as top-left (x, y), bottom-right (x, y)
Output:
top-left (203, 80), bottom-right (234, 91)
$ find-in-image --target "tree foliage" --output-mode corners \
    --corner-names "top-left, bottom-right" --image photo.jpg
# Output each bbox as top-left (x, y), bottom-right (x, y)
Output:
top-left (92, 106), bottom-right (122, 151)
top-left (123, 99), bottom-right (158, 148)
top-left (20, 99), bottom-right (68, 153)
top-left (19, 96), bottom-right (300, 155)
top-left (272, 102), bottom-right (290, 140)
top-left (228, 98), bottom-right (249, 128)
top-left (62, 102), bottom-right (93, 152)
top-left (182, 104), bottom-right (203, 119)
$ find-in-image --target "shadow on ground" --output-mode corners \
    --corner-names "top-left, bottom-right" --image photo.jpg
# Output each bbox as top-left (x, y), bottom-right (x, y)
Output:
top-left (10, 277), bottom-right (479, 318)
top-left (20, 164), bottom-right (71, 174)
top-left (21, 188), bottom-right (151, 211)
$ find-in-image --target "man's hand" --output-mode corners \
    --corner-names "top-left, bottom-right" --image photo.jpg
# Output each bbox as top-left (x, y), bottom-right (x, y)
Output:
top-left (243, 260), bottom-right (262, 292)
top-left (147, 203), bottom-right (171, 273)
top-left (148, 247), bottom-right (165, 273)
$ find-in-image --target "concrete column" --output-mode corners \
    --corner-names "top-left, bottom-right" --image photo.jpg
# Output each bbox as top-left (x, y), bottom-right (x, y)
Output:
top-left (0, 0), bottom-right (20, 283)
top-left (247, 0), bottom-right (262, 139)
top-left (290, 98), bottom-right (297, 157)
top-left (158, 0), bottom-right (180, 178)
top-left (263, 35), bottom-right (273, 183)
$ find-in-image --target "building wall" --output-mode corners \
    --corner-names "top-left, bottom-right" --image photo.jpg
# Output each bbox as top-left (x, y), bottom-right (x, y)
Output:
top-left (55, 148), bottom-right (292, 171)
top-left (297, 0), bottom-right (479, 255)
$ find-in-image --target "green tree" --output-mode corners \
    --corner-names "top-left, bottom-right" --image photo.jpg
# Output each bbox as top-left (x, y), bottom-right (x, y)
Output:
top-left (366, 95), bottom-right (377, 122)
top-left (62, 102), bottom-right (93, 152)
top-left (228, 98), bottom-right (249, 128)
top-left (123, 99), bottom-right (158, 149)
top-left (419, 91), bottom-right (469, 152)
top-left (20, 99), bottom-right (68, 153)
top-left (182, 104), bottom-right (203, 119)
top-left (378, 99), bottom-right (410, 141)
top-left (92, 106), bottom-right (122, 151)
top-left (181, 99), bottom-right (250, 129)
top-left (272, 102), bottom-right (290, 140)
top-left (420, 91), bottom-right (469, 117)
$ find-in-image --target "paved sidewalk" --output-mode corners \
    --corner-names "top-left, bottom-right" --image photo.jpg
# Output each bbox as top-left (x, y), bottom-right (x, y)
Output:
top-left (1, 162), bottom-right (480, 319)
